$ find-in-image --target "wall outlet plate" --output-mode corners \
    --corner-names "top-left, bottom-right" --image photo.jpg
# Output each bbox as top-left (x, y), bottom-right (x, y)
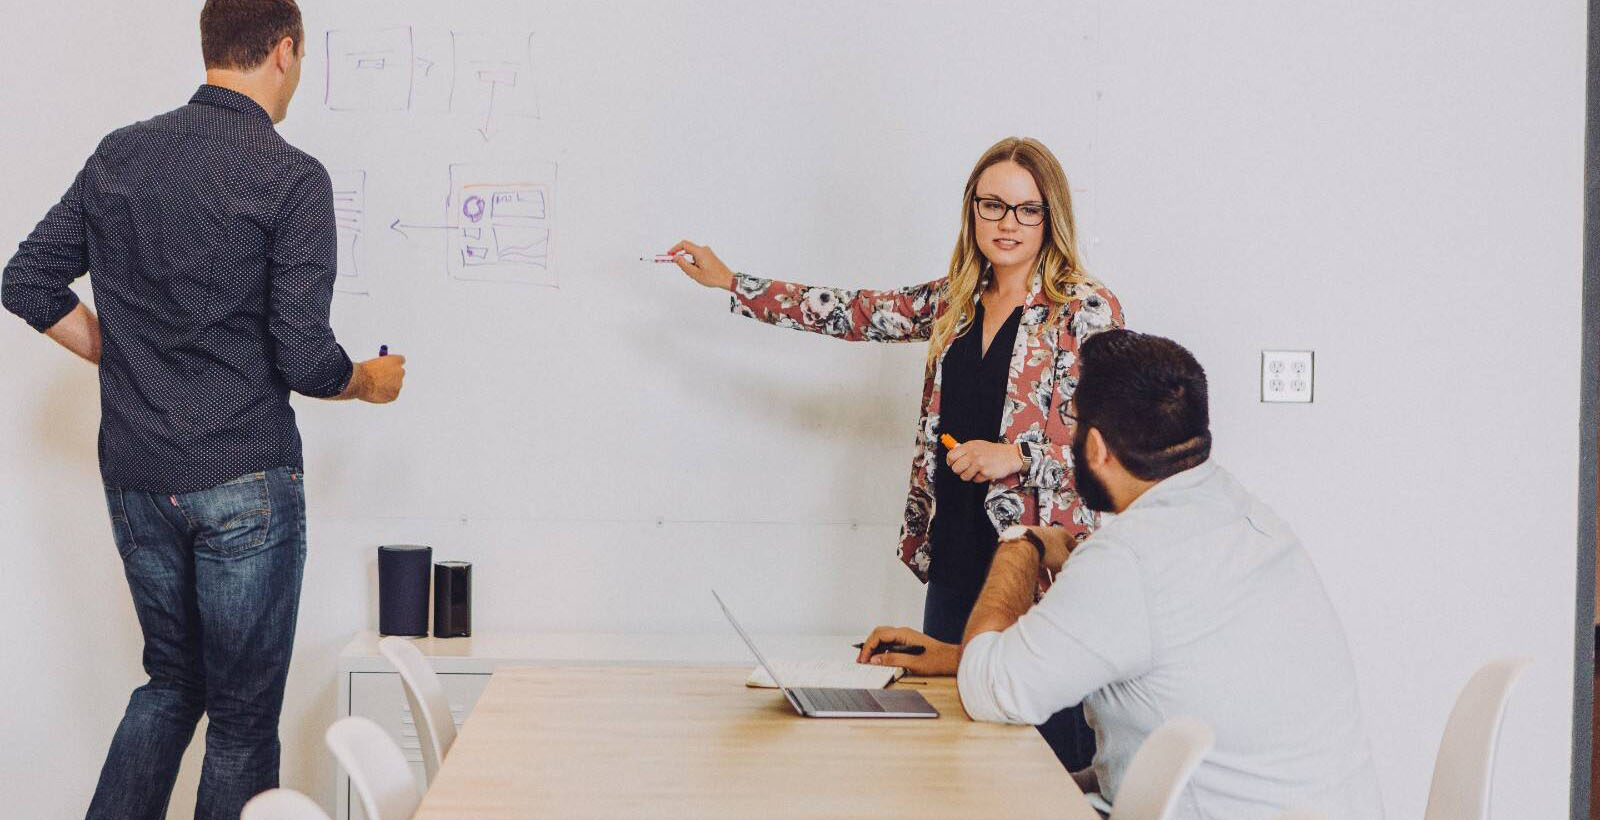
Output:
top-left (1261, 350), bottom-right (1314, 403)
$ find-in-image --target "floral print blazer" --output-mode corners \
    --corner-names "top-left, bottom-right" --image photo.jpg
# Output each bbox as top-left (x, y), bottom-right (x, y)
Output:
top-left (730, 270), bottom-right (1125, 585)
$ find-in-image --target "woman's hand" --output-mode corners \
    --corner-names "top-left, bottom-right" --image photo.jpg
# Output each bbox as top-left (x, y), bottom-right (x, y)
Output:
top-left (947, 440), bottom-right (1025, 483)
top-left (854, 626), bottom-right (961, 676)
top-left (667, 239), bottom-right (735, 291)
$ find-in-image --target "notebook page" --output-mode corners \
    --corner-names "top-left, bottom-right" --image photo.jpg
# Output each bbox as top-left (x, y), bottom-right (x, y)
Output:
top-left (746, 659), bottom-right (905, 689)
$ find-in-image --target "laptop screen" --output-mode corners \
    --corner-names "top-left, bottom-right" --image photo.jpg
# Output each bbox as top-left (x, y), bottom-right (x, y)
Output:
top-left (712, 589), bottom-right (790, 691)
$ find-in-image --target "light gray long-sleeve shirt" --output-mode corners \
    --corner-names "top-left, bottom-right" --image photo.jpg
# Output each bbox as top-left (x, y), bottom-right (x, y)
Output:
top-left (958, 460), bottom-right (1385, 820)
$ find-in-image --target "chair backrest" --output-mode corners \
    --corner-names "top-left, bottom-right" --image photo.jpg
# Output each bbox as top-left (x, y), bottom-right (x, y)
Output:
top-left (379, 635), bottom-right (458, 783)
top-left (242, 788), bottom-right (333, 820)
top-left (1109, 716), bottom-right (1215, 820)
top-left (1423, 657), bottom-right (1532, 820)
top-left (1275, 811), bottom-right (1329, 820)
top-left (325, 716), bottom-right (423, 820)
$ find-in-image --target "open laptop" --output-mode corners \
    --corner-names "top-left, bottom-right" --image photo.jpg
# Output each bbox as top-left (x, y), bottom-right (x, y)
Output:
top-left (713, 590), bottom-right (939, 718)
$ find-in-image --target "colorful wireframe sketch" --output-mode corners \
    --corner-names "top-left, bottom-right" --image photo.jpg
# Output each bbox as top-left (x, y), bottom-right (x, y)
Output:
top-left (446, 162), bottom-right (557, 286)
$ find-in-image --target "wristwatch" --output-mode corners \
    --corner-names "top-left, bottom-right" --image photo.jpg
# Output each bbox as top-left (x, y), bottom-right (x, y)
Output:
top-left (999, 524), bottom-right (1046, 563)
top-left (1016, 442), bottom-right (1033, 476)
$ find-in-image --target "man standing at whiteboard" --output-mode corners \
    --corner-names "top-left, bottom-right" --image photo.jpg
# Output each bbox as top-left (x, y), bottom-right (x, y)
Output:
top-left (0, 1), bottom-right (404, 816)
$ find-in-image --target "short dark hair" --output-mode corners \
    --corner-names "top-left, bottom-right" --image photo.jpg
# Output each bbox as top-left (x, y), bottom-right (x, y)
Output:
top-left (1074, 329), bottom-right (1211, 481)
top-left (200, 0), bottom-right (304, 71)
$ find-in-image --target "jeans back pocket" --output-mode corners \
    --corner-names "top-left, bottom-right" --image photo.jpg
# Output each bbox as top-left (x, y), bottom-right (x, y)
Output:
top-left (192, 472), bottom-right (273, 556)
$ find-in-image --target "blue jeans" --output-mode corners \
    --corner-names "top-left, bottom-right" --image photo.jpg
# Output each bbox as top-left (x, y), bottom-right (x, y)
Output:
top-left (924, 580), bottom-right (1097, 772)
top-left (88, 468), bottom-right (307, 820)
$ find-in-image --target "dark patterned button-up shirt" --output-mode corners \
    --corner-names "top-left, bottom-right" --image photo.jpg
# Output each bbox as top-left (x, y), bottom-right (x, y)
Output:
top-left (2, 85), bottom-right (352, 493)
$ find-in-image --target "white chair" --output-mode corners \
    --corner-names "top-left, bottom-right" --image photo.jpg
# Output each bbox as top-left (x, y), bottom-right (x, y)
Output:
top-left (1276, 811), bottom-right (1328, 820)
top-left (326, 716), bottom-right (422, 820)
top-left (241, 788), bottom-right (332, 820)
top-left (378, 635), bottom-right (459, 783)
top-left (1106, 716), bottom-right (1215, 820)
top-left (1423, 657), bottom-right (1532, 820)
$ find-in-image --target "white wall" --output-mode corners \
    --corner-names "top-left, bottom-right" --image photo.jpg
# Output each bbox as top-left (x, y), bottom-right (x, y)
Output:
top-left (1089, 3), bottom-right (1586, 817)
top-left (0, 1), bottom-right (1585, 818)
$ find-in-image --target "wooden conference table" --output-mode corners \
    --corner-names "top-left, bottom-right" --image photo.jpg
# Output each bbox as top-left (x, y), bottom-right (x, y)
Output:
top-left (412, 665), bottom-right (1099, 819)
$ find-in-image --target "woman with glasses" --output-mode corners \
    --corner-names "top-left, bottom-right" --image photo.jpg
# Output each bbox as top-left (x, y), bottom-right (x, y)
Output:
top-left (666, 137), bottom-right (1121, 769)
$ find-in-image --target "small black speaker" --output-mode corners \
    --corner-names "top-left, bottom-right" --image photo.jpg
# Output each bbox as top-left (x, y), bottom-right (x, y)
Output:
top-left (433, 561), bottom-right (472, 638)
top-left (378, 545), bottom-right (432, 637)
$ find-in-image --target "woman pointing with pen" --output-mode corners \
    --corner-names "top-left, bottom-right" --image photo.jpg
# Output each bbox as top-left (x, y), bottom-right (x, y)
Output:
top-left (666, 137), bottom-right (1122, 769)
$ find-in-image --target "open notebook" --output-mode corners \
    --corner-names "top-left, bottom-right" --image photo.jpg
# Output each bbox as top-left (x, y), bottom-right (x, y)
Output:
top-left (745, 658), bottom-right (906, 689)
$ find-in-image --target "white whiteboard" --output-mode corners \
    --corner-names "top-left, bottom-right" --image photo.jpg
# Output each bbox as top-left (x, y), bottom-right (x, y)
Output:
top-left (284, 0), bottom-right (1098, 538)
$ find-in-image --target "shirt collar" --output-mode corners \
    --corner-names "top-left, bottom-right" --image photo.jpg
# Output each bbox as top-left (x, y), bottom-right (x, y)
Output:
top-left (1121, 459), bottom-right (1219, 514)
top-left (190, 84), bottom-right (273, 124)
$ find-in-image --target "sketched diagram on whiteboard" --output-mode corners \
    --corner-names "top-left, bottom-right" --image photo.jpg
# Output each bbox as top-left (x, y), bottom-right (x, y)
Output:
top-left (324, 27), bottom-right (417, 111)
top-left (321, 26), bottom-right (537, 139)
top-left (450, 31), bottom-right (541, 140)
top-left (446, 163), bottom-right (557, 287)
top-left (330, 170), bottom-right (368, 294)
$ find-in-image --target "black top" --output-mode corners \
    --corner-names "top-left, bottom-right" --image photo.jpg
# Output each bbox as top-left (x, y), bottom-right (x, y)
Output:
top-left (928, 302), bottom-right (1024, 596)
top-left (1, 85), bottom-right (353, 493)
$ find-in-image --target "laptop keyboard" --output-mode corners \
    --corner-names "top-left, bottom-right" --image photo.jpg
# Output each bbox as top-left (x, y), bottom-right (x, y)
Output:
top-left (797, 687), bottom-right (884, 713)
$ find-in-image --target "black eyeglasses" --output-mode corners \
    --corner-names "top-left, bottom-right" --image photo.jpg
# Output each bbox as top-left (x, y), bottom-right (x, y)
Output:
top-left (974, 197), bottom-right (1048, 227)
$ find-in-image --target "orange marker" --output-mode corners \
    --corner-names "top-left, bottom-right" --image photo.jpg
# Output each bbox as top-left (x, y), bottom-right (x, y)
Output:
top-left (940, 434), bottom-right (959, 449)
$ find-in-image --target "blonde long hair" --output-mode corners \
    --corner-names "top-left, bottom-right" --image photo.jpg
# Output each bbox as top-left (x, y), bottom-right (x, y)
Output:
top-left (927, 137), bottom-right (1091, 367)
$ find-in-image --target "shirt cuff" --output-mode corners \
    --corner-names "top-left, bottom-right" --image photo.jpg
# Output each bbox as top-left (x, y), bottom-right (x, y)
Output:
top-left (297, 348), bottom-right (355, 399)
top-left (957, 630), bottom-right (1026, 724)
top-left (330, 354), bottom-right (357, 397)
top-left (728, 273), bottom-right (747, 314)
top-left (18, 289), bottom-right (81, 334)
top-left (727, 271), bottom-right (770, 317)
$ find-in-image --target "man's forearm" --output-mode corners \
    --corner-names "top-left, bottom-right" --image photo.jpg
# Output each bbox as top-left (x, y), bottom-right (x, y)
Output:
top-left (962, 540), bottom-right (1041, 645)
top-left (43, 303), bottom-right (100, 364)
top-left (330, 359), bottom-right (370, 401)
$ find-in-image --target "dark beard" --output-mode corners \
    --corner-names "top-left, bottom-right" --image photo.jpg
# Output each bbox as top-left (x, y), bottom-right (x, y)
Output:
top-left (1071, 427), bottom-right (1115, 513)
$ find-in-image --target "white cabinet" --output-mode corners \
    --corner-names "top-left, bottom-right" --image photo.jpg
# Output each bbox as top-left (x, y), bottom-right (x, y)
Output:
top-left (342, 671), bottom-right (489, 820)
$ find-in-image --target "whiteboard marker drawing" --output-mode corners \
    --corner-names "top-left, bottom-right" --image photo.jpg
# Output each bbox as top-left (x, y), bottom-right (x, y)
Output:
top-left (449, 31), bottom-right (541, 141)
top-left (330, 170), bottom-right (369, 295)
top-left (410, 162), bottom-right (560, 287)
top-left (324, 27), bottom-right (415, 112)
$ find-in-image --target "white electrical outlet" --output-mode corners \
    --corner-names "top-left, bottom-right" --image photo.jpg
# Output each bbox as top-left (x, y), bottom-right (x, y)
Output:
top-left (1261, 350), bottom-right (1314, 403)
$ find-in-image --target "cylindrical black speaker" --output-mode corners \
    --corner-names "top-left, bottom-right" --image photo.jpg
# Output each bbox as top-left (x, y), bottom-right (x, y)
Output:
top-left (433, 561), bottom-right (472, 638)
top-left (378, 545), bottom-right (432, 636)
